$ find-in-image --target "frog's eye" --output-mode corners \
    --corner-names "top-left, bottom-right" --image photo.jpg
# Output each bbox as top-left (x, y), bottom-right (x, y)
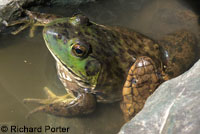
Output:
top-left (72, 44), bottom-right (87, 57)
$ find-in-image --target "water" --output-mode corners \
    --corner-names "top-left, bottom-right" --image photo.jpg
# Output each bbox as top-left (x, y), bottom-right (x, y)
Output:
top-left (0, 0), bottom-right (199, 134)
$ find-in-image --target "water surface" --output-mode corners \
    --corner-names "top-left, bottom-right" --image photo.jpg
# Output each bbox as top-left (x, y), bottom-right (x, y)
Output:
top-left (0, 0), bottom-right (199, 133)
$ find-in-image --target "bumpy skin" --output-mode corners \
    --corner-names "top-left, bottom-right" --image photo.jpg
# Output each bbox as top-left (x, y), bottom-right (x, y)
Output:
top-left (122, 30), bottom-right (197, 121)
top-left (158, 30), bottom-right (197, 78)
top-left (43, 17), bottom-right (165, 103)
top-left (8, 10), bottom-right (197, 121)
top-left (121, 30), bottom-right (197, 121)
top-left (121, 56), bottom-right (162, 121)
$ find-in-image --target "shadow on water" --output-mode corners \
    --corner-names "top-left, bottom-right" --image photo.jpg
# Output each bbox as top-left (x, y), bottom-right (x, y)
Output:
top-left (0, 0), bottom-right (200, 134)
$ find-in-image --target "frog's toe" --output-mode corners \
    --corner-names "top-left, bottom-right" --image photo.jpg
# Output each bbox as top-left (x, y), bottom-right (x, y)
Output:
top-left (23, 87), bottom-right (58, 104)
top-left (29, 25), bottom-right (37, 38)
top-left (7, 17), bottom-right (37, 37)
top-left (11, 22), bottom-right (31, 35)
top-left (23, 87), bottom-right (75, 118)
top-left (23, 95), bottom-right (75, 118)
top-left (43, 87), bottom-right (57, 99)
top-left (24, 98), bottom-right (44, 105)
top-left (23, 98), bottom-right (54, 105)
top-left (121, 56), bottom-right (163, 122)
top-left (23, 87), bottom-right (96, 118)
top-left (6, 18), bottom-right (30, 34)
top-left (25, 106), bottom-right (46, 119)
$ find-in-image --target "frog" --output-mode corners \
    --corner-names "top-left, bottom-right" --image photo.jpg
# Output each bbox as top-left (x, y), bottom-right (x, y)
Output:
top-left (7, 8), bottom-right (198, 121)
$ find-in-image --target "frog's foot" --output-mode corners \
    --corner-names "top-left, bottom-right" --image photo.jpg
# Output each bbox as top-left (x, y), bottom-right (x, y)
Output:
top-left (5, 2), bottom-right (39, 37)
top-left (6, 5), bottom-right (60, 37)
top-left (120, 56), bottom-right (164, 122)
top-left (6, 17), bottom-right (38, 37)
top-left (23, 87), bottom-right (96, 118)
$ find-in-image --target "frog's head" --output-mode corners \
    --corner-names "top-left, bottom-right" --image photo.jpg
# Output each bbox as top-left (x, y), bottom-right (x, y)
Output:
top-left (43, 14), bottom-right (127, 99)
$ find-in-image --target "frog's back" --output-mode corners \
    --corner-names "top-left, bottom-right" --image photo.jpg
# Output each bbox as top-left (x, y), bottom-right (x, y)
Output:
top-left (113, 26), bottom-right (198, 79)
top-left (158, 30), bottom-right (198, 78)
top-left (93, 25), bottom-right (165, 102)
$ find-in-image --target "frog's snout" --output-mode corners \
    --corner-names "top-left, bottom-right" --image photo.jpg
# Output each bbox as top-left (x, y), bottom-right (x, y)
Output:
top-left (43, 28), bottom-right (56, 39)
top-left (43, 27), bottom-right (64, 47)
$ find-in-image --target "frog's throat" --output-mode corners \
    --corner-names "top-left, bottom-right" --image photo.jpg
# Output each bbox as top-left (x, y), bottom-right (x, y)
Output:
top-left (46, 45), bottom-right (96, 92)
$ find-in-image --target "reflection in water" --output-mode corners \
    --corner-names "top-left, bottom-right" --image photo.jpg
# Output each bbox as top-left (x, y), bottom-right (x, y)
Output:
top-left (0, 0), bottom-right (199, 133)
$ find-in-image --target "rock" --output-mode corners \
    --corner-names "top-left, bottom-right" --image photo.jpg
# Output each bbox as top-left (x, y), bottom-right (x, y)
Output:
top-left (0, 0), bottom-right (13, 7)
top-left (0, 0), bottom-right (96, 33)
top-left (0, 0), bottom-right (48, 33)
top-left (51, 0), bottom-right (96, 6)
top-left (119, 60), bottom-right (200, 134)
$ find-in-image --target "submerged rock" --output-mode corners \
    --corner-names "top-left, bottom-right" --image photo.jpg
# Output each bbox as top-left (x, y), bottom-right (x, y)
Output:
top-left (119, 60), bottom-right (200, 134)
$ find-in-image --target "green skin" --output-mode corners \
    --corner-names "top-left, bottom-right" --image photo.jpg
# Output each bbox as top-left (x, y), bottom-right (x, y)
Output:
top-left (43, 15), bottom-right (166, 103)
top-left (12, 13), bottom-right (197, 117)
top-left (43, 15), bottom-right (197, 103)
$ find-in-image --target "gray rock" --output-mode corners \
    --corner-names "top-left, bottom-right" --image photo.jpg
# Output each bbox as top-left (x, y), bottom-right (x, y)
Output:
top-left (119, 60), bottom-right (200, 134)
top-left (0, 0), bottom-right (96, 33)
top-left (0, 0), bottom-right (48, 33)
top-left (0, 0), bottom-right (13, 7)
top-left (51, 0), bottom-right (96, 5)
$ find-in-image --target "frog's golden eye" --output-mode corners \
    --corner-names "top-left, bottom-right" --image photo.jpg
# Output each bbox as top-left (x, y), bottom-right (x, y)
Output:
top-left (72, 44), bottom-right (87, 57)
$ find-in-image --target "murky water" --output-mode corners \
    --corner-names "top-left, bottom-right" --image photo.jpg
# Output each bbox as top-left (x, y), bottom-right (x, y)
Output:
top-left (0, 0), bottom-right (199, 134)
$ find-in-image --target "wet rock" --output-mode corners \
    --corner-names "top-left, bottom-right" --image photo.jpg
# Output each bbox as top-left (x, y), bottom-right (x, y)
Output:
top-left (51, 0), bottom-right (96, 6)
top-left (0, 0), bottom-right (13, 7)
top-left (0, 0), bottom-right (48, 33)
top-left (119, 59), bottom-right (200, 134)
top-left (0, 0), bottom-right (96, 33)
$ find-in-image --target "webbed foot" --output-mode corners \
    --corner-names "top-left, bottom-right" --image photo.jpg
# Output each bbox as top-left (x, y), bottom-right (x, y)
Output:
top-left (23, 87), bottom-right (96, 118)
top-left (5, 3), bottom-right (39, 37)
top-left (121, 56), bottom-right (164, 122)
top-left (6, 3), bottom-right (60, 37)
top-left (7, 17), bottom-right (37, 37)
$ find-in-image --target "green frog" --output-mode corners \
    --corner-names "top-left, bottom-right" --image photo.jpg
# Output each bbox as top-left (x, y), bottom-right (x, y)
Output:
top-left (7, 9), bottom-right (198, 121)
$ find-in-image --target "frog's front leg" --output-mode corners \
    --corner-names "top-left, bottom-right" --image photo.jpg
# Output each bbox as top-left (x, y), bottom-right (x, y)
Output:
top-left (120, 56), bottom-right (165, 122)
top-left (24, 87), bottom-right (96, 118)
top-left (6, 9), bottom-right (60, 37)
top-left (6, 17), bottom-right (34, 36)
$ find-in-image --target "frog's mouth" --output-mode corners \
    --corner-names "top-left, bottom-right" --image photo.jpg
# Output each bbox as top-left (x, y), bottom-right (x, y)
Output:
top-left (47, 48), bottom-right (96, 94)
